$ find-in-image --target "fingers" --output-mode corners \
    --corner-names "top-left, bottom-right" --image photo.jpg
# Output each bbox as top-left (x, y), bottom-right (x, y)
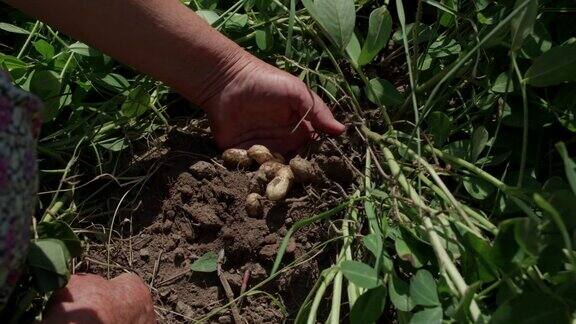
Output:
top-left (295, 84), bottom-right (346, 136)
top-left (235, 123), bottom-right (311, 156)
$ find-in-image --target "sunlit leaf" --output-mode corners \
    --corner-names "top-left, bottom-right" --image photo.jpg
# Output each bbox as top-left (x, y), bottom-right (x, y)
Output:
top-left (410, 270), bottom-right (440, 306)
top-left (190, 251), bottom-right (218, 272)
top-left (340, 260), bottom-right (379, 289)
top-left (314, 0), bottom-right (356, 50)
top-left (358, 7), bottom-right (392, 65)
top-left (410, 306), bottom-right (442, 324)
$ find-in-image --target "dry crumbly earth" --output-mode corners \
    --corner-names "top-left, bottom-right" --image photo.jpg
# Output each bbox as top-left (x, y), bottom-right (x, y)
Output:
top-left (80, 117), bottom-right (362, 323)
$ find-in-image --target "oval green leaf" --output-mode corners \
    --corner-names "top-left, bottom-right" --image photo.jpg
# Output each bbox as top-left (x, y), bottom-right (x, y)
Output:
top-left (525, 44), bottom-right (576, 87)
top-left (350, 285), bottom-right (387, 324)
top-left (314, 0), bottom-right (356, 50)
top-left (410, 306), bottom-right (443, 324)
top-left (190, 251), bottom-right (218, 272)
top-left (510, 0), bottom-right (538, 52)
top-left (358, 7), bottom-right (392, 66)
top-left (365, 77), bottom-right (403, 107)
top-left (389, 274), bottom-right (414, 311)
top-left (410, 270), bottom-right (440, 306)
top-left (340, 260), bottom-right (379, 289)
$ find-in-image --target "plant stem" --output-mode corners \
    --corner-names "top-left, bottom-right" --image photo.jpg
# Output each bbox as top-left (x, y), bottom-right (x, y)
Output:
top-left (17, 21), bottom-right (41, 59)
top-left (511, 53), bottom-right (529, 187)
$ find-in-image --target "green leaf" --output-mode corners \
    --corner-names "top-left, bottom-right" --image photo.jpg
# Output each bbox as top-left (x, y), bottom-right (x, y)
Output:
top-left (521, 22), bottom-right (552, 58)
top-left (491, 218), bottom-right (538, 272)
top-left (340, 260), bottom-right (379, 289)
top-left (190, 251), bottom-right (218, 272)
top-left (224, 13), bottom-right (248, 32)
top-left (30, 70), bottom-right (61, 100)
top-left (314, 0), bottom-right (356, 50)
top-left (0, 22), bottom-right (30, 34)
top-left (350, 286), bottom-right (387, 324)
top-left (410, 306), bottom-right (442, 324)
top-left (460, 230), bottom-right (498, 282)
top-left (27, 238), bottom-right (71, 293)
top-left (392, 23), bottom-right (436, 45)
top-left (428, 35), bottom-right (461, 58)
top-left (196, 10), bottom-right (220, 25)
top-left (99, 138), bottom-right (126, 152)
top-left (36, 221), bottom-right (83, 258)
top-left (444, 140), bottom-right (469, 159)
top-left (556, 142), bottom-right (576, 195)
top-left (510, 0), bottom-right (538, 52)
top-left (0, 54), bottom-right (28, 70)
top-left (428, 111), bottom-right (452, 146)
top-left (363, 233), bottom-right (383, 259)
top-left (491, 73), bottom-right (514, 93)
top-left (490, 292), bottom-right (570, 324)
top-left (121, 86), bottom-right (151, 118)
top-left (358, 7), bottom-right (392, 66)
top-left (33, 40), bottom-right (55, 60)
top-left (345, 33), bottom-right (361, 66)
top-left (98, 73), bottom-right (130, 93)
top-left (69, 41), bottom-right (97, 57)
top-left (389, 274), bottom-right (414, 311)
top-left (366, 78), bottom-right (403, 107)
top-left (471, 126), bottom-right (489, 161)
top-left (255, 27), bottom-right (274, 51)
top-left (410, 270), bottom-right (440, 306)
top-left (525, 44), bottom-right (576, 87)
top-left (514, 217), bottom-right (540, 257)
top-left (463, 176), bottom-right (495, 200)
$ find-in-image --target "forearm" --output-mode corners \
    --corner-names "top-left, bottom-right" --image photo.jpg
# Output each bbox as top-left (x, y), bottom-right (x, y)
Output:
top-left (4, 0), bottom-right (250, 104)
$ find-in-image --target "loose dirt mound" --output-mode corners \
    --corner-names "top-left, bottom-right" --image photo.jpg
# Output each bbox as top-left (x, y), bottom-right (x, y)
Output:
top-left (82, 122), bottom-right (358, 323)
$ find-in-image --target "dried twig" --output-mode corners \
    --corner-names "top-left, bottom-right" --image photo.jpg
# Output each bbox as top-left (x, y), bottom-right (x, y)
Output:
top-left (150, 249), bottom-right (163, 288)
top-left (217, 249), bottom-right (243, 324)
top-left (238, 269), bottom-right (251, 307)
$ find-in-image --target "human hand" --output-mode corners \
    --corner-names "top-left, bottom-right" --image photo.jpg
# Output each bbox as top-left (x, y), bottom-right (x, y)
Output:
top-left (43, 273), bottom-right (156, 324)
top-left (201, 57), bottom-right (345, 155)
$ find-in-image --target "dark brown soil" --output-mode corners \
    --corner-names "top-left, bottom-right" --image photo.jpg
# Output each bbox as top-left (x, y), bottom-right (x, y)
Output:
top-left (80, 119), bottom-right (360, 323)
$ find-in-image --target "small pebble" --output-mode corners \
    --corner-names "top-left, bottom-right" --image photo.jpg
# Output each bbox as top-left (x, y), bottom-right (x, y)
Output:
top-left (218, 315), bottom-right (232, 324)
top-left (286, 238), bottom-right (297, 254)
top-left (139, 248), bottom-right (150, 260)
top-left (176, 301), bottom-right (194, 319)
top-left (259, 244), bottom-right (278, 261)
top-left (163, 219), bottom-right (174, 233)
top-left (285, 217), bottom-right (293, 225)
top-left (167, 290), bottom-right (179, 305)
top-left (182, 224), bottom-right (195, 242)
top-left (159, 288), bottom-right (172, 300)
top-left (165, 210), bottom-right (175, 220)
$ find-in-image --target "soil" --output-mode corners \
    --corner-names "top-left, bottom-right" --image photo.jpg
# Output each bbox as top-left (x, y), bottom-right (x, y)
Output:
top-left (80, 118), bottom-right (361, 323)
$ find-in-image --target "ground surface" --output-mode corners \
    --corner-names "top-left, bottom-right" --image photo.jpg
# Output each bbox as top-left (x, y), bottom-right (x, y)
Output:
top-left (81, 117), bottom-right (359, 323)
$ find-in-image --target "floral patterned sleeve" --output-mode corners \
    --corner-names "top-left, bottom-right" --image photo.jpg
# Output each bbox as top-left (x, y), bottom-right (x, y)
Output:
top-left (0, 70), bottom-right (42, 308)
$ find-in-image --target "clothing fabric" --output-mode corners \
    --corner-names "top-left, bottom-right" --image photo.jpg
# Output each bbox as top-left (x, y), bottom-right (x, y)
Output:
top-left (0, 70), bottom-right (42, 306)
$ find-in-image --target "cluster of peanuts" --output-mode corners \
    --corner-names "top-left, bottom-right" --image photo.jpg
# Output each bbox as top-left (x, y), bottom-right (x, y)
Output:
top-left (221, 145), bottom-right (319, 218)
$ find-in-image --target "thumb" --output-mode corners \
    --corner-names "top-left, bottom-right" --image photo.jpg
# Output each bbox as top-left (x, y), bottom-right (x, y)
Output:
top-left (294, 84), bottom-right (346, 136)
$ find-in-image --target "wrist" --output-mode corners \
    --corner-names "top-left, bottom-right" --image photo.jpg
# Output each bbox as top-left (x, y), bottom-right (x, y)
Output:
top-left (191, 46), bottom-right (255, 107)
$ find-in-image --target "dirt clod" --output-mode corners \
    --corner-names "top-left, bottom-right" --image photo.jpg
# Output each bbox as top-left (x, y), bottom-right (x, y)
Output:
top-left (183, 203), bottom-right (223, 228)
top-left (189, 160), bottom-right (217, 179)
